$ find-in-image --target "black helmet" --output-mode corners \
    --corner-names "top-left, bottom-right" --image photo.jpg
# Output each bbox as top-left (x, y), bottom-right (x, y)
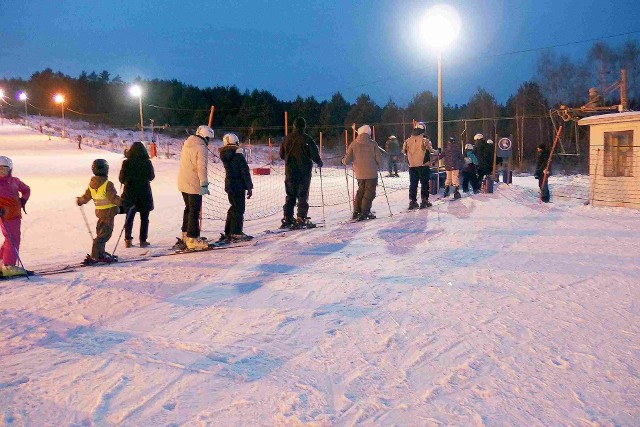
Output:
top-left (92, 159), bottom-right (109, 176)
top-left (293, 116), bottom-right (306, 130)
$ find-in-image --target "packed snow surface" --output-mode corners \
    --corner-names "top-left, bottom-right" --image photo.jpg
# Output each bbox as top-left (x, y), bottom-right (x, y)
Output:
top-left (1, 123), bottom-right (639, 426)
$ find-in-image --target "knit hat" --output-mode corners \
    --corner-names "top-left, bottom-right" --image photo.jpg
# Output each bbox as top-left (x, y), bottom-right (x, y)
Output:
top-left (357, 125), bottom-right (371, 135)
top-left (293, 116), bottom-right (306, 130)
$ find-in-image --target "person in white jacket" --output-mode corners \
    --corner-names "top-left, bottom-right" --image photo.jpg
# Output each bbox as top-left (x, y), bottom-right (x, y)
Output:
top-left (177, 125), bottom-right (213, 250)
top-left (402, 122), bottom-right (434, 209)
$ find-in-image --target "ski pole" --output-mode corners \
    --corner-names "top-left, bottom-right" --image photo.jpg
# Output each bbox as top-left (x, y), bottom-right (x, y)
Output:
top-left (112, 206), bottom-right (136, 257)
top-left (344, 164), bottom-right (353, 215)
top-left (319, 166), bottom-right (327, 226)
top-left (0, 216), bottom-right (30, 280)
top-left (378, 169), bottom-right (393, 217)
top-left (79, 204), bottom-right (94, 240)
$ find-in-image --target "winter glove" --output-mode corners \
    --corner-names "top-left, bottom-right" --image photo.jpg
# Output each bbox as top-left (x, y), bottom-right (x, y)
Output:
top-left (20, 198), bottom-right (27, 214)
top-left (534, 175), bottom-right (539, 179)
top-left (0, 207), bottom-right (4, 218)
top-left (199, 183), bottom-right (210, 196)
top-left (247, 189), bottom-right (253, 199)
top-left (317, 159), bottom-right (323, 169)
top-left (76, 197), bottom-right (83, 206)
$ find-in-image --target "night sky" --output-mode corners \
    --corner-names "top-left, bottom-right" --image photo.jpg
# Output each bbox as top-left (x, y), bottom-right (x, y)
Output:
top-left (1, 0), bottom-right (639, 106)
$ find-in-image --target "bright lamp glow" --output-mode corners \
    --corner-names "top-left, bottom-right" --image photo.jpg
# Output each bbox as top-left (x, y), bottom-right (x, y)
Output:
top-left (54, 94), bottom-right (65, 104)
top-left (422, 4), bottom-right (461, 49)
top-left (19, 92), bottom-right (27, 101)
top-left (0, 89), bottom-right (4, 98)
top-left (129, 85), bottom-right (142, 97)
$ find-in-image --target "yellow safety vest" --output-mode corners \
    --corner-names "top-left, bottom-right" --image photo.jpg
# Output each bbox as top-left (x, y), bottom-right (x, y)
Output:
top-left (89, 180), bottom-right (117, 210)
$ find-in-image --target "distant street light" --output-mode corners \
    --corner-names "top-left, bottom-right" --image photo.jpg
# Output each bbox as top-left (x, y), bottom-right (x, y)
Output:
top-left (18, 92), bottom-right (28, 125)
top-left (54, 94), bottom-right (66, 138)
top-left (0, 89), bottom-right (4, 125)
top-left (129, 85), bottom-right (144, 141)
top-left (422, 4), bottom-right (461, 151)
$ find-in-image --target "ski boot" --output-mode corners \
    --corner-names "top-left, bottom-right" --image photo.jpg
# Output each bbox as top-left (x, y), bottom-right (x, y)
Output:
top-left (357, 212), bottom-right (376, 221)
top-left (351, 211), bottom-right (361, 220)
top-left (408, 200), bottom-right (419, 210)
top-left (295, 217), bottom-right (316, 229)
top-left (420, 198), bottom-right (432, 209)
top-left (230, 233), bottom-right (254, 242)
top-left (1, 265), bottom-right (28, 277)
top-left (453, 186), bottom-right (461, 199)
top-left (185, 236), bottom-right (209, 250)
top-left (125, 239), bottom-right (133, 248)
top-left (443, 185), bottom-right (451, 197)
top-left (218, 233), bottom-right (231, 244)
top-left (280, 216), bottom-right (295, 229)
top-left (139, 241), bottom-right (150, 248)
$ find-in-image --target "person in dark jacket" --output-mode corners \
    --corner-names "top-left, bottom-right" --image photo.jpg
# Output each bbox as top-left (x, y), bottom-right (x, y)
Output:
top-left (218, 133), bottom-right (253, 241)
top-left (535, 143), bottom-right (551, 202)
top-left (462, 143), bottom-right (480, 193)
top-left (384, 135), bottom-right (401, 177)
top-left (474, 133), bottom-right (494, 186)
top-left (119, 141), bottom-right (155, 247)
top-left (443, 137), bottom-right (464, 199)
top-left (279, 116), bottom-right (322, 228)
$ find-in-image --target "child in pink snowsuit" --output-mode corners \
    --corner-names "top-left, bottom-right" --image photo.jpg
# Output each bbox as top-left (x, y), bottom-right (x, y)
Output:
top-left (0, 156), bottom-right (31, 276)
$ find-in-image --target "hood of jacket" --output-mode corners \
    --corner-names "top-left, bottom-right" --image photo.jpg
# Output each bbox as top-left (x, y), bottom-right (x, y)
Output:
top-left (218, 144), bottom-right (240, 162)
top-left (126, 141), bottom-right (150, 159)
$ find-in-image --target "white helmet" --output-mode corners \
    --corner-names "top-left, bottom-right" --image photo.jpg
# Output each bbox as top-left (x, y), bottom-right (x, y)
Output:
top-left (415, 122), bottom-right (426, 131)
top-left (487, 139), bottom-right (494, 144)
top-left (465, 143), bottom-right (474, 150)
top-left (474, 133), bottom-right (484, 141)
top-left (388, 135), bottom-right (396, 140)
top-left (223, 133), bottom-right (239, 146)
top-left (357, 124), bottom-right (371, 135)
top-left (0, 156), bottom-right (12, 171)
top-left (196, 125), bottom-right (214, 140)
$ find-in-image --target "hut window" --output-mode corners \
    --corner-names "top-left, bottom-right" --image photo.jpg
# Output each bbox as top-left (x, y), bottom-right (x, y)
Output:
top-left (603, 130), bottom-right (633, 177)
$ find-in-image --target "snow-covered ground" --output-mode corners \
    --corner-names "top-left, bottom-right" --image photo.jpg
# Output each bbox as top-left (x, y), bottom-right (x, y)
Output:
top-left (1, 122), bottom-right (639, 426)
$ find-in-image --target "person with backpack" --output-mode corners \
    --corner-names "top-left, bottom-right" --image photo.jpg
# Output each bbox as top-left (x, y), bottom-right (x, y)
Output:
top-left (177, 125), bottom-right (213, 250)
top-left (279, 116), bottom-right (322, 229)
top-left (119, 141), bottom-right (155, 248)
top-left (218, 133), bottom-right (254, 242)
top-left (461, 143), bottom-right (479, 193)
top-left (342, 124), bottom-right (382, 220)
top-left (474, 133), bottom-right (494, 186)
top-left (442, 137), bottom-right (464, 199)
top-left (402, 122), bottom-right (433, 209)
top-left (384, 135), bottom-right (401, 177)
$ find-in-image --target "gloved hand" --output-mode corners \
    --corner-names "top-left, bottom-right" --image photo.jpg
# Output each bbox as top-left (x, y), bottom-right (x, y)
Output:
top-left (247, 189), bottom-right (253, 199)
top-left (20, 198), bottom-right (27, 214)
top-left (0, 207), bottom-right (4, 217)
top-left (317, 159), bottom-right (323, 168)
top-left (199, 184), bottom-right (210, 196)
top-left (534, 175), bottom-right (539, 180)
top-left (76, 197), bottom-right (83, 206)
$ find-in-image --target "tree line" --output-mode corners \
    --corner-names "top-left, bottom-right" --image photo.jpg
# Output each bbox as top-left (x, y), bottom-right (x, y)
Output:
top-left (1, 40), bottom-right (638, 166)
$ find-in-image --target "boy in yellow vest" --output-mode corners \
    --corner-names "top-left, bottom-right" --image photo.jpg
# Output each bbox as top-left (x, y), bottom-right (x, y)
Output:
top-left (76, 159), bottom-right (123, 262)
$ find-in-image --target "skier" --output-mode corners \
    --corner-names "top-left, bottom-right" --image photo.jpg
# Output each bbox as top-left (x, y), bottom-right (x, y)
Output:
top-left (474, 133), bottom-right (494, 187)
top-left (461, 143), bottom-right (480, 193)
top-left (119, 141), bottom-right (155, 248)
top-left (535, 143), bottom-right (551, 203)
top-left (77, 134), bottom-right (82, 150)
top-left (442, 137), bottom-right (464, 199)
top-left (402, 122), bottom-right (433, 209)
top-left (218, 133), bottom-right (254, 242)
top-left (342, 124), bottom-right (382, 220)
top-left (279, 116), bottom-right (323, 229)
top-left (384, 135), bottom-right (401, 177)
top-left (0, 156), bottom-right (31, 277)
top-left (177, 125), bottom-right (213, 250)
top-left (76, 159), bottom-right (123, 263)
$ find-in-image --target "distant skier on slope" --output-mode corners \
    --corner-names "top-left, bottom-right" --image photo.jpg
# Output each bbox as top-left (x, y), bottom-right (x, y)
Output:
top-left (343, 124), bottom-right (382, 220)
top-left (76, 159), bottom-right (123, 263)
top-left (535, 143), bottom-right (551, 203)
top-left (385, 135), bottom-right (401, 177)
top-left (442, 137), bottom-right (464, 199)
top-left (218, 133), bottom-right (254, 242)
top-left (279, 116), bottom-right (322, 229)
top-left (177, 125), bottom-right (213, 250)
top-left (402, 122), bottom-right (433, 209)
top-left (0, 156), bottom-right (31, 277)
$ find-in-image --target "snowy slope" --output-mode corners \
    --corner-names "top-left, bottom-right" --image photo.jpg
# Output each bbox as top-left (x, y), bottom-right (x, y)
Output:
top-left (1, 123), bottom-right (639, 426)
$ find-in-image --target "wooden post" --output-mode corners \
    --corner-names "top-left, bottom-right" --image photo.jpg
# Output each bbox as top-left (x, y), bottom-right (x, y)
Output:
top-left (620, 69), bottom-right (628, 111)
top-left (344, 129), bottom-right (348, 151)
top-left (319, 132), bottom-right (323, 157)
top-left (541, 126), bottom-right (563, 202)
top-left (372, 125), bottom-right (376, 142)
top-left (268, 137), bottom-right (272, 164)
top-left (284, 111), bottom-right (288, 136)
top-left (352, 123), bottom-right (356, 142)
top-left (208, 106), bottom-right (214, 127)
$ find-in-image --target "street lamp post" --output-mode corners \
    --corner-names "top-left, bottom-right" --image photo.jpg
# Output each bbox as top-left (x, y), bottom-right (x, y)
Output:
top-left (0, 89), bottom-right (4, 125)
top-left (54, 94), bottom-right (65, 138)
top-left (423, 4), bottom-right (460, 151)
top-left (19, 92), bottom-right (28, 125)
top-left (129, 85), bottom-right (144, 141)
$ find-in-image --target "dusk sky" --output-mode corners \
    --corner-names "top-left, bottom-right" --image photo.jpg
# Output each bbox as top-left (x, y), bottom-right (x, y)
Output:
top-left (2, 0), bottom-right (639, 107)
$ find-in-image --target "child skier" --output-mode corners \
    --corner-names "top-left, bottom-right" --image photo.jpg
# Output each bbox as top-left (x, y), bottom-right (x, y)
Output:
top-left (76, 159), bottom-right (123, 263)
top-left (0, 156), bottom-right (31, 277)
top-left (462, 143), bottom-right (480, 193)
top-left (218, 133), bottom-right (254, 242)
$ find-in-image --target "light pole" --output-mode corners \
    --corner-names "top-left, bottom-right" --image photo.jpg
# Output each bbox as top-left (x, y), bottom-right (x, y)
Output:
top-left (19, 92), bottom-right (28, 125)
top-left (423, 4), bottom-right (460, 151)
top-left (129, 85), bottom-right (144, 141)
top-left (54, 94), bottom-right (65, 138)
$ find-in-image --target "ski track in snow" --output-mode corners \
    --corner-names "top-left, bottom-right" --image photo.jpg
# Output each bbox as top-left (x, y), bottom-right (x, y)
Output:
top-left (0, 123), bottom-right (639, 425)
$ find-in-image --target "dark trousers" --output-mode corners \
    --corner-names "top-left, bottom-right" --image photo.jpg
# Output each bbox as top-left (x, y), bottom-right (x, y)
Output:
top-left (538, 177), bottom-right (550, 202)
top-left (225, 191), bottom-right (246, 235)
top-left (284, 174), bottom-right (312, 219)
top-left (181, 193), bottom-right (202, 238)
top-left (462, 166), bottom-right (479, 192)
top-left (92, 214), bottom-right (115, 258)
top-left (388, 156), bottom-right (399, 175)
top-left (354, 178), bottom-right (377, 215)
top-left (408, 166), bottom-right (430, 201)
top-left (124, 209), bottom-right (150, 242)
top-left (477, 166), bottom-right (491, 185)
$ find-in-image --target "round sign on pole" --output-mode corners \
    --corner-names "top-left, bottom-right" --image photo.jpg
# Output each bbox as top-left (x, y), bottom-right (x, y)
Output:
top-left (497, 137), bottom-right (512, 158)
